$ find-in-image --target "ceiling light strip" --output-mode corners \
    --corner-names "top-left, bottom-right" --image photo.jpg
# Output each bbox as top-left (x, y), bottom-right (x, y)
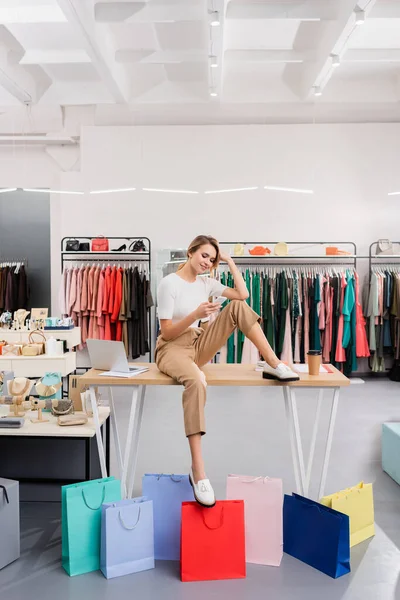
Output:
top-left (23, 188), bottom-right (84, 195)
top-left (205, 187), bottom-right (258, 194)
top-left (90, 188), bottom-right (136, 194)
top-left (0, 188), bottom-right (17, 193)
top-left (264, 186), bottom-right (314, 194)
top-left (142, 188), bottom-right (198, 194)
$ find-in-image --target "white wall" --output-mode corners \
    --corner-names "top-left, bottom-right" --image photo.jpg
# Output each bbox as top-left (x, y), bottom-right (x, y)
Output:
top-left (49, 123), bottom-right (400, 311)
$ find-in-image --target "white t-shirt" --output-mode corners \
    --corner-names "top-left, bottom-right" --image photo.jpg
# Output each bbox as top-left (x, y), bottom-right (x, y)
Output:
top-left (157, 273), bottom-right (227, 328)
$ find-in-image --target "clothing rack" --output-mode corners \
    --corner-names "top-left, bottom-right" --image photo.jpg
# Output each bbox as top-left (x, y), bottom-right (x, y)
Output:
top-left (369, 241), bottom-right (400, 281)
top-left (0, 259), bottom-right (28, 267)
top-left (61, 236), bottom-right (152, 359)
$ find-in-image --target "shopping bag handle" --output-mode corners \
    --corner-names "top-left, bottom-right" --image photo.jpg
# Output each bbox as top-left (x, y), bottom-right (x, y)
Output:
top-left (202, 506), bottom-right (224, 530)
top-left (81, 485), bottom-right (106, 510)
top-left (156, 473), bottom-right (183, 483)
top-left (118, 506), bottom-right (141, 530)
top-left (0, 485), bottom-right (9, 504)
top-left (242, 476), bottom-right (271, 484)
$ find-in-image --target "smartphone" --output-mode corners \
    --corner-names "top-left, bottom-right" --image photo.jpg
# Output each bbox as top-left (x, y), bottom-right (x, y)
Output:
top-left (213, 296), bottom-right (226, 305)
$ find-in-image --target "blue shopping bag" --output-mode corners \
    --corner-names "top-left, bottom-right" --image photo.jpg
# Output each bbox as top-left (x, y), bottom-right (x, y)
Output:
top-left (283, 493), bottom-right (350, 579)
top-left (62, 477), bottom-right (121, 576)
top-left (142, 473), bottom-right (194, 560)
top-left (100, 496), bottom-right (155, 579)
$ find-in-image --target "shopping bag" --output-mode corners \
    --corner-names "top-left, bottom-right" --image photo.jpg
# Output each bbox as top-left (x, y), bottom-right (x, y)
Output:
top-left (180, 500), bottom-right (246, 582)
top-left (226, 474), bottom-right (283, 566)
top-left (100, 496), bottom-right (154, 579)
top-left (142, 473), bottom-right (194, 560)
top-left (283, 493), bottom-right (350, 579)
top-left (320, 481), bottom-right (375, 547)
top-left (62, 477), bottom-right (121, 576)
top-left (0, 478), bottom-right (20, 569)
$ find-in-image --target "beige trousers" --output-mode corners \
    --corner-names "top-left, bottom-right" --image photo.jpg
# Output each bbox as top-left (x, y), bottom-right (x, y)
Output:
top-left (155, 300), bottom-right (260, 437)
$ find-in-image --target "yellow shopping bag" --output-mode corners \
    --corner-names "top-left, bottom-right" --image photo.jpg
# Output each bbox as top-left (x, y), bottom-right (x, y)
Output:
top-left (320, 482), bottom-right (375, 547)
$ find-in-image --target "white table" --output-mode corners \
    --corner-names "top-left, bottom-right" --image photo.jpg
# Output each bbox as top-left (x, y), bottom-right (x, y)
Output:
top-left (0, 407), bottom-right (110, 437)
top-left (0, 407), bottom-right (110, 484)
top-left (80, 364), bottom-right (350, 500)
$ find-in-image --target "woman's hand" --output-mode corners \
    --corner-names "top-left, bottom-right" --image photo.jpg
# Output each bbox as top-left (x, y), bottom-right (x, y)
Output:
top-left (194, 301), bottom-right (221, 320)
top-left (219, 250), bottom-right (232, 263)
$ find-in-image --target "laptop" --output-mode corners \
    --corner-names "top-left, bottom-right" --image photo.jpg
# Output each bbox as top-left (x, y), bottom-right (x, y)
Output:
top-left (87, 340), bottom-right (148, 377)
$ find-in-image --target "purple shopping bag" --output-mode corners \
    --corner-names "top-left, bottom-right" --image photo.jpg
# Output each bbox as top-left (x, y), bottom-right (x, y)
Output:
top-left (226, 474), bottom-right (283, 566)
top-left (142, 474), bottom-right (194, 560)
top-left (100, 496), bottom-right (154, 579)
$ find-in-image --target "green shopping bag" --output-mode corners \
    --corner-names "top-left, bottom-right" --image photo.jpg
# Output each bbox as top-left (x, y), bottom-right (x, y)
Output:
top-left (62, 477), bottom-right (121, 576)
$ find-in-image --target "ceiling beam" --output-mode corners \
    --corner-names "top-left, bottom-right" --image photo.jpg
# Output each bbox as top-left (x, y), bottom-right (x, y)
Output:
top-left (116, 49), bottom-right (205, 64)
top-left (227, 1), bottom-right (337, 21)
top-left (345, 49), bottom-right (400, 63)
top-left (0, 33), bottom-right (51, 104)
top-left (207, 0), bottom-right (225, 101)
top-left (94, 2), bottom-right (203, 23)
top-left (20, 49), bottom-right (91, 65)
top-left (0, 4), bottom-right (66, 24)
top-left (224, 48), bottom-right (400, 66)
top-left (295, 0), bottom-right (378, 99)
top-left (56, 0), bottom-right (130, 103)
top-left (224, 50), bottom-right (313, 64)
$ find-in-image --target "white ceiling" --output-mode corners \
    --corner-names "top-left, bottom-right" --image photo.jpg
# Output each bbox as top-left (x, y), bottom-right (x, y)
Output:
top-left (0, 0), bottom-right (400, 132)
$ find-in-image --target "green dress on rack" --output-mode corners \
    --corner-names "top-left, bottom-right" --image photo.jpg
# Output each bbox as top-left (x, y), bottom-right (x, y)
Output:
top-left (237, 269), bottom-right (251, 363)
top-left (225, 271), bottom-right (236, 363)
top-left (263, 275), bottom-right (275, 352)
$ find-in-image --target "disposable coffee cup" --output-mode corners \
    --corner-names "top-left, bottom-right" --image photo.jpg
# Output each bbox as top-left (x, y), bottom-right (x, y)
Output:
top-left (307, 350), bottom-right (322, 376)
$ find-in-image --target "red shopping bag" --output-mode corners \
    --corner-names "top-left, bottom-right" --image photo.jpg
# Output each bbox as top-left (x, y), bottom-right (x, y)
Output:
top-left (180, 500), bottom-right (246, 582)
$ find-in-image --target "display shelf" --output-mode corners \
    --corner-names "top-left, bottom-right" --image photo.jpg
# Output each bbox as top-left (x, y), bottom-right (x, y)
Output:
top-left (0, 327), bottom-right (81, 350)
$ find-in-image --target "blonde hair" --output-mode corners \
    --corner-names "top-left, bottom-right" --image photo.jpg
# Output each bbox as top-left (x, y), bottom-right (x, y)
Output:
top-left (177, 235), bottom-right (220, 273)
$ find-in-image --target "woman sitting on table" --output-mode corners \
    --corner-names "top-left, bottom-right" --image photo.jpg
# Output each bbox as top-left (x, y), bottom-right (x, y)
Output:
top-left (156, 235), bottom-right (299, 508)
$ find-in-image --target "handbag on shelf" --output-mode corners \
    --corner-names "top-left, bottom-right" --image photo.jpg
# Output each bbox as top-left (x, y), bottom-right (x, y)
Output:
top-left (79, 242), bottom-right (90, 251)
top-left (0, 341), bottom-right (7, 355)
top-left (21, 330), bottom-right (46, 356)
top-left (91, 236), bottom-right (109, 252)
top-left (2, 345), bottom-right (22, 357)
top-left (51, 399), bottom-right (74, 417)
top-left (66, 238), bottom-right (80, 252)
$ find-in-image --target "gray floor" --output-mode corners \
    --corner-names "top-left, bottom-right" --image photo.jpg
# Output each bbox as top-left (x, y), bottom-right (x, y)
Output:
top-left (1, 378), bottom-right (400, 599)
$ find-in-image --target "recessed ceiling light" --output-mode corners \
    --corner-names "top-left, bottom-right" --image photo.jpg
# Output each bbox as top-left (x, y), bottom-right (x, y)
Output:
top-left (209, 11), bottom-right (220, 26)
top-left (331, 54), bottom-right (340, 68)
top-left (210, 55), bottom-right (218, 68)
top-left (209, 87), bottom-right (217, 97)
top-left (264, 186), bottom-right (314, 194)
top-left (313, 86), bottom-right (322, 96)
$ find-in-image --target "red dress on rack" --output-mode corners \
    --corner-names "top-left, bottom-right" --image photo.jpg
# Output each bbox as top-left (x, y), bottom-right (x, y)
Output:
top-left (111, 267), bottom-right (124, 341)
top-left (355, 272), bottom-right (370, 357)
top-left (102, 266), bottom-right (112, 341)
top-left (335, 274), bottom-right (347, 363)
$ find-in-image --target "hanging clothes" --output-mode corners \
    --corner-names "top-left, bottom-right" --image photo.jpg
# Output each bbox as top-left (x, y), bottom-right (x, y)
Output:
top-left (60, 263), bottom-right (151, 357)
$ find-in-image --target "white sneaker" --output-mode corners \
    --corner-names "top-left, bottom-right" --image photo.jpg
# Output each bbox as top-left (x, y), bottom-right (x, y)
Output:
top-left (189, 470), bottom-right (216, 508)
top-left (263, 362), bottom-right (300, 382)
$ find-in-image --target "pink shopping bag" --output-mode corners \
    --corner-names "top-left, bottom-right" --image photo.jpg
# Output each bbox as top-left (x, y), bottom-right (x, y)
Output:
top-left (226, 474), bottom-right (283, 566)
